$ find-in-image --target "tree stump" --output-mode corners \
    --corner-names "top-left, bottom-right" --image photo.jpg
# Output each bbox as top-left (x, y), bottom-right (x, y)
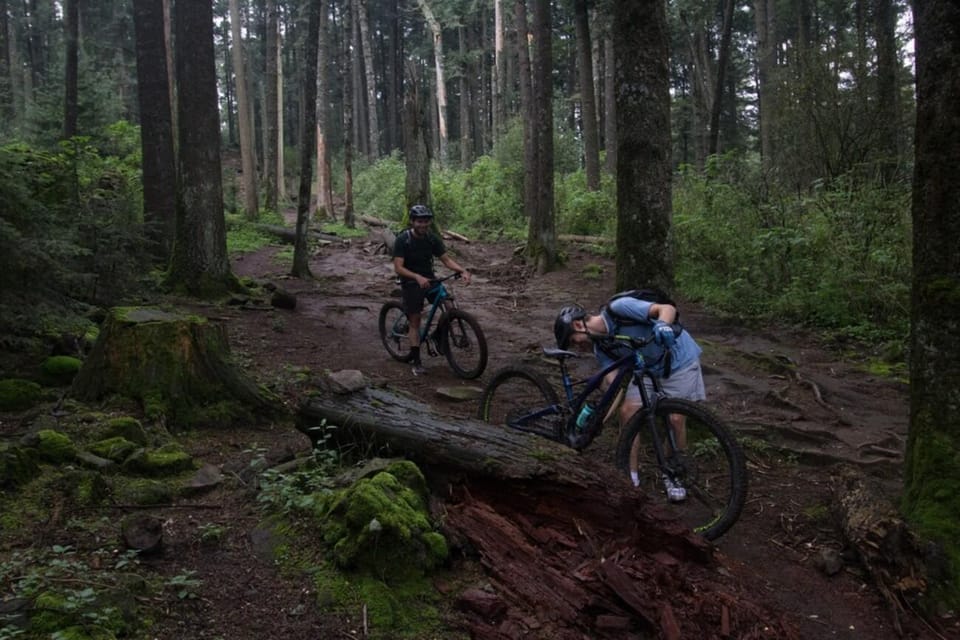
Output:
top-left (72, 307), bottom-right (277, 428)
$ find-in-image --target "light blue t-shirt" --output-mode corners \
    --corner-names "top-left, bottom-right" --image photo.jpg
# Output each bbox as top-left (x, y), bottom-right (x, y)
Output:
top-left (594, 296), bottom-right (701, 378)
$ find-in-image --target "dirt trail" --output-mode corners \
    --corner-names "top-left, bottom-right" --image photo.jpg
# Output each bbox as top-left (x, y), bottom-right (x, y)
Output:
top-left (217, 229), bottom-right (951, 640)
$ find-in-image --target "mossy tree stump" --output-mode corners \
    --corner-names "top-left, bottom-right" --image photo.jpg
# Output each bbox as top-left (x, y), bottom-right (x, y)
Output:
top-left (72, 307), bottom-right (276, 428)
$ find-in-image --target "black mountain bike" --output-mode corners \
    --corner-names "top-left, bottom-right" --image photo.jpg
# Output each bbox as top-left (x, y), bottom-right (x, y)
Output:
top-left (378, 272), bottom-right (488, 379)
top-left (477, 334), bottom-right (747, 540)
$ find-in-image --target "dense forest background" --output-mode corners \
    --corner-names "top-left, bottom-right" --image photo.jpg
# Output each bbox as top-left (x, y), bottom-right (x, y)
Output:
top-left (0, 0), bottom-right (916, 350)
top-left (3, 0), bottom-right (960, 616)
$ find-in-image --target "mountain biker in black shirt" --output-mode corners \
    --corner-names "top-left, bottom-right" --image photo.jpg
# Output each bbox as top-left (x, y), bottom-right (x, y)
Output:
top-left (392, 204), bottom-right (471, 376)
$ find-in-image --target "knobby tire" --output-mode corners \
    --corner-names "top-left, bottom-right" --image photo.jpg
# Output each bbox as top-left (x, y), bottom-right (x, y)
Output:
top-left (477, 366), bottom-right (563, 439)
top-left (616, 397), bottom-right (747, 541)
top-left (439, 309), bottom-right (488, 379)
top-left (378, 302), bottom-right (413, 363)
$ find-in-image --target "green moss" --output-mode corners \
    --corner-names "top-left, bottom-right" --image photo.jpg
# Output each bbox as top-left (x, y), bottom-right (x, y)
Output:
top-left (35, 429), bottom-right (77, 463)
top-left (98, 416), bottom-right (148, 445)
top-left (88, 436), bottom-right (139, 463)
top-left (180, 400), bottom-right (254, 429)
top-left (122, 444), bottom-right (194, 477)
top-left (113, 477), bottom-right (177, 505)
top-left (582, 263), bottom-right (605, 279)
top-left (317, 463), bottom-right (447, 581)
top-left (56, 469), bottom-right (112, 506)
top-left (0, 377), bottom-right (44, 411)
top-left (40, 355), bottom-right (83, 386)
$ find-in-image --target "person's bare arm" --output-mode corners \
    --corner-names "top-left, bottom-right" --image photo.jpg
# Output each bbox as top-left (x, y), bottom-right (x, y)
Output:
top-left (648, 302), bottom-right (678, 324)
top-left (439, 254), bottom-right (471, 284)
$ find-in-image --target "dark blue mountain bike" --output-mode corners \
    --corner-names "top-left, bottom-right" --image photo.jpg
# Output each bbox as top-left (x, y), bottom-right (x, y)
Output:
top-left (378, 272), bottom-right (488, 379)
top-left (477, 334), bottom-right (747, 540)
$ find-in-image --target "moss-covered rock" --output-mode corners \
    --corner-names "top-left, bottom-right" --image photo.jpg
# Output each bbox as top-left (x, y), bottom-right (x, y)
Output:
top-left (113, 477), bottom-right (177, 505)
top-left (0, 444), bottom-right (40, 489)
top-left (54, 469), bottom-right (112, 506)
top-left (34, 429), bottom-right (77, 463)
top-left (39, 355), bottom-right (83, 386)
top-left (97, 416), bottom-right (148, 445)
top-left (122, 443), bottom-right (194, 477)
top-left (318, 460), bottom-right (447, 580)
top-left (88, 437), bottom-right (140, 463)
top-left (0, 378), bottom-right (44, 411)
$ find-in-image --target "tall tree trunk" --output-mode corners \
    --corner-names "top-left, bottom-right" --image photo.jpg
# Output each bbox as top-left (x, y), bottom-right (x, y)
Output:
top-left (62, 0), bottom-right (78, 139)
top-left (459, 26), bottom-right (472, 168)
top-left (708, 0), bottom-right (735, 157)
top-left (343, 8), bottom-right (356, 229)
top-left (167, 0), bottom-right (234, 297)
top-left (603, 34), bottom-right (616, 174)
top-left (904, 0), bottom-right (960, 607)
top-left (873, 0), bottom-right (899, 183)
top-left (416, 0), bottom-right (448, 165)
top-left (357, 0), bottom-right (379, 160)
top-left (404, 60), bottom-right (430, 209)
top-left (515, 0), bottom-right (534, 216)
top-left (163, 0), bottom-right (175, 143)
top-left (229, 0), bottom-right (259, 220)
top-left (384, 0), bottom-right (401, 154)
top-left (0, 0), bottom-right (13, 123)
top-left (263, 0), bottom-right (279, 212)
top-left (314, 0), bottom-right (334, 221)
top-left (573, 0), bottom-right (599, 191)
top-left (292, 0), bottom-right (320, 279)
top-left (276, 29), bottom-right (285, 204)
top-left (614, 0), bottom-right (673, 291)
top-left (754, 0), bottom-right (775, 169)
top-left (132, 0), bottom-right (176, 261)
top-left (526, 0), bottom-right (555, 274)
top-left (493, 0), bottom-right (506, 141)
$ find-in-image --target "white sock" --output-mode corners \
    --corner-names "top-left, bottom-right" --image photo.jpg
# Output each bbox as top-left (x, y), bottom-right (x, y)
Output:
top-left (630, 471), bottom-right (640, 487)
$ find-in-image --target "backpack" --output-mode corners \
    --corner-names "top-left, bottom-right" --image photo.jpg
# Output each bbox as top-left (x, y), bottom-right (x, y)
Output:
top-left (603, 287), bottom-right (680, 326)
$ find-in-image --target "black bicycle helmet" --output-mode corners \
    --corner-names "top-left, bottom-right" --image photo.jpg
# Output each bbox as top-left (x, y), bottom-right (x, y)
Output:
top-left (409, 204), bottom-right (434, 220)
top-left (554, 304), bottom-right (587, 349)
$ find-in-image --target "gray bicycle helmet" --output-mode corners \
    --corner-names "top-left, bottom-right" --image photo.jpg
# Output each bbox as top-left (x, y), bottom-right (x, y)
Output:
top-left (409, 204), bottom-right (434, 220)
top-left (554, 304), bottom-right (587, 349)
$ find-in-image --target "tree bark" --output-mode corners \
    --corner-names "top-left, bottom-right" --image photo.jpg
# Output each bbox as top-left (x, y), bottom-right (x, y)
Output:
top-left (314, 0), bottom-right (334, 221)
top-left (526, 0), bottom-right (556, 274)
top-left (904, 0), bottom-right (960, 607)
top-left (614, 0), bottom-right (673, 292)
top-left (167, 0), bottom-right (235, 297)
top-left (357, 0), bottom-right (379, 160)
top-left (229, 0), bottom-right (259, 220)
top-left (573, 0), bottom-right (600, 191)
top-left (754, 0), bottom-right (775, 169)
top-left (291, 0), bottom-right (320, 279)
top-left (708, 0), bottom-right (736, 157)
top-left (515, 0), bottom-right (535, 217)
top-left (132, 0), bottom-right (177, 261)
top-left (492, 0), bottom-right (506, 141)
top-left (263, 0), bottom-right (279, 213)
top-left (404, 61), bottom-right (431, 209)
top-left (62, 0), bottom-right (78, 139)
top-left (343, 2), bottom-right (356, 229)
top-left (416, 0), bottom-right (448, 165)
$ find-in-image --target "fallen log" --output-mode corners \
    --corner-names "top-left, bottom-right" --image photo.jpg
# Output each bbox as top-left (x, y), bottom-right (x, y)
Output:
top-left (298, 386), bottom-right (801, 639)
top-left (253, 223), bottom-right (342, 245)
top-left (559, 233), bottom-right (610, 244)
top-left (831, 465), bottom-right (928, 634)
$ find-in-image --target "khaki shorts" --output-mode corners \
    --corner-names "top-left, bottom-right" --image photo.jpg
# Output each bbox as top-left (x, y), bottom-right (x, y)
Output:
top-left (625, 360), bottom-right (706, 403)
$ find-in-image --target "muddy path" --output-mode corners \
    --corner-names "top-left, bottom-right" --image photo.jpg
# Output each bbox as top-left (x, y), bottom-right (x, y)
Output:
top-left (216, 228), bottom-right (949, 639)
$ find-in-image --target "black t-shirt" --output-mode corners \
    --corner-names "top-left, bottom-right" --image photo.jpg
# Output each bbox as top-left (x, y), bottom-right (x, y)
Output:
top-left (393, 228), bottom-right (446, 280)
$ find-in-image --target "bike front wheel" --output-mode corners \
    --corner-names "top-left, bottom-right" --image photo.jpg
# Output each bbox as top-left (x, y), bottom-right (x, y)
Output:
top-left (477, 366), bottom-right (564, 440)
top-left (616, 398), bottom-right (747, 541)
top-left (378, 302), bottom-right (414, 362)
top-left (439, 309), bottom-right (488, 379)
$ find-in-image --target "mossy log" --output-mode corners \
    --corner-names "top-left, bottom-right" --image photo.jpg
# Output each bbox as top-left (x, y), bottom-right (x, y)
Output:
top-left (831, 466), bottom-right (928, 633)
top-left (72, 307), bottom-right (277, 428)
top-left (299, 387), bottom-right (800, 639)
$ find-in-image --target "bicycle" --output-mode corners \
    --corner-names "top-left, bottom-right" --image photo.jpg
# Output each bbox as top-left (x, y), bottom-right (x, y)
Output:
top-left (378, 272), bottom-right (488, 379)
top-left (476, 334), bottom-right (747, 540)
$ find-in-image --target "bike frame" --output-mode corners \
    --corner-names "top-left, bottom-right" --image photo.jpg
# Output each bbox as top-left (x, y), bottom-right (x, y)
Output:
top-left (512, 339), bottom-right (675, 466)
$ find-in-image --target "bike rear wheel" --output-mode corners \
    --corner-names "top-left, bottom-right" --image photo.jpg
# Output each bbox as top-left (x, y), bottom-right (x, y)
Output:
top-left (440, 309), bottom-right (488, 379)
top-left (477, 366), bottom-right (564, 440)
top-left (378, 302), bottom-right (414, 362)
top-left (615, 398), bottom-right (747, 541)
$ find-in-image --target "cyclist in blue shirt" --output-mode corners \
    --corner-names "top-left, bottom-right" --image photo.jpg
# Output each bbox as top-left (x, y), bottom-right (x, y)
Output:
top-left (393, 204), bottom-right (471, 376)
top-left (554, 296), bottom-right (705, 501)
